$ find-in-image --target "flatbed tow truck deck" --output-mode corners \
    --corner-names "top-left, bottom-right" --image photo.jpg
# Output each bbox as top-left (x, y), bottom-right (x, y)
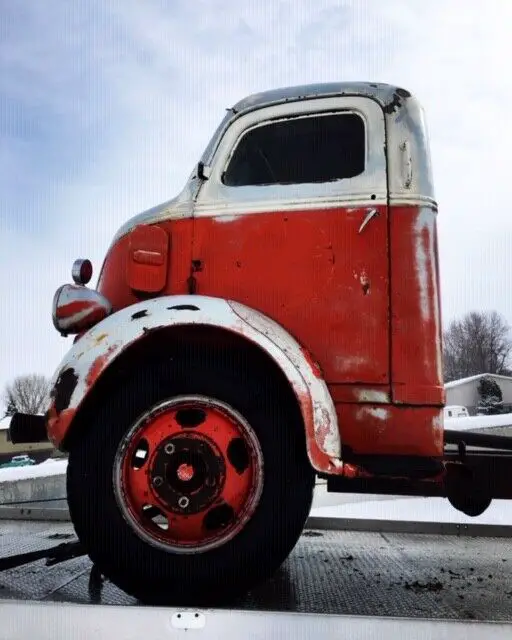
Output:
top-left (1, 515), bottom-right (512, 639)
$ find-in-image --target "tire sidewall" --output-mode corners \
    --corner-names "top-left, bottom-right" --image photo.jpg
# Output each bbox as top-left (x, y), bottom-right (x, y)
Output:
top-left (67, 354), bottom-right (314, 603)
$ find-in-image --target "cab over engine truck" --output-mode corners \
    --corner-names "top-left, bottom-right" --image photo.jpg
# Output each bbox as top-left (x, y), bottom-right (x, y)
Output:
top-left (10, 82), bottom-right (512, 606)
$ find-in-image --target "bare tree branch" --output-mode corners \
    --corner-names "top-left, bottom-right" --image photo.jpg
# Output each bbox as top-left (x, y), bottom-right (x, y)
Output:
top-left (443, 311), bottom-right (512, 382)
top-left (3, 374), bottom-right (51, 416)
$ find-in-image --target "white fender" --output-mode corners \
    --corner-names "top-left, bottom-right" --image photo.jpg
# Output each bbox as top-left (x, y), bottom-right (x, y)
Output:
top-left (46, 295), bottom-right (341, 473)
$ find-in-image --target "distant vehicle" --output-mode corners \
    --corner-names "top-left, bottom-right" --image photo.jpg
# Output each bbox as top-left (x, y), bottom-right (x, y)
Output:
top-left (444, 406), bottom-right (469, 419)
top-left (0, 454), bottom-right (36, 469)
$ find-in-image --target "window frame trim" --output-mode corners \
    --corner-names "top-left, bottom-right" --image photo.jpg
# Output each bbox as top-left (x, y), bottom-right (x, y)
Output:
top-left (195, 96), bottom-right (388, 215)
top-left (220, 109), bottom-right (368, 188)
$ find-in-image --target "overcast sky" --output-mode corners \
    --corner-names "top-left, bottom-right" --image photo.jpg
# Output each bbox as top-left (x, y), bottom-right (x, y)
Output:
top-left (1, 0), bottom-right (511, 400)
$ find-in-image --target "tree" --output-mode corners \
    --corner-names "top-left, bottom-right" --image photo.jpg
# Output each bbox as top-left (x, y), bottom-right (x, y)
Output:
top-left (476, 376), bottom-right (504, 415)
top-left (443, 310), bottom-right (512, 382)
top-left (3, 397), bottom-right (17, 417)
top-left (3, 374), bottom-right (51, 416)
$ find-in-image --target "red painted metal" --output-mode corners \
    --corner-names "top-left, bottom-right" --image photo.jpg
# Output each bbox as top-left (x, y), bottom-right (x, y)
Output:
top-left (52, 284), bottom-right (111, 335)
top-left (93, 203), bottom-right (444, 461)
top-left (48, 86), bottom-right (448, 484)
top-left (191, 207), bottom-right (390, 386)
top-left (98, 220), bottom-right (192, 309)
top-left (389, 206), bottom-right (444, 407)
top-left (126, 225), bottom-right (170, 293)
top-left (117, 398), bottom-right (263, 550)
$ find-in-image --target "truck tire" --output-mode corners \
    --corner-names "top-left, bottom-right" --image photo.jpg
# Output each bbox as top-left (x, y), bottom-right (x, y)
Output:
top-left (66, 347), bottom-right (315, 606)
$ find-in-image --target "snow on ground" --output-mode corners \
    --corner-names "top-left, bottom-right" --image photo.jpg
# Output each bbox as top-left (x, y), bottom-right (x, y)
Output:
top-left (0, 459), bottom-right (67, 482)
top-left (445, 412), bottom-right (512, 432)
top-left (310, 496), bottom-right (512, 526)
top-left (0, 461), bottom-right (511, 527)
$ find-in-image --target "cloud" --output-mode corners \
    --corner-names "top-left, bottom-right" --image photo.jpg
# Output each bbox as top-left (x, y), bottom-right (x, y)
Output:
top-left (1, 0), bottom-right (511, 396)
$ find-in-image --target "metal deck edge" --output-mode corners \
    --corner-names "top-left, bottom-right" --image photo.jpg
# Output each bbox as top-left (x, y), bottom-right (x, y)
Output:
top-left (1, 600), bottom-right (511, 640)
top-left (1, 505), bottom-right (511, 538)
top-left (306, 516), bottom-right (512, 537)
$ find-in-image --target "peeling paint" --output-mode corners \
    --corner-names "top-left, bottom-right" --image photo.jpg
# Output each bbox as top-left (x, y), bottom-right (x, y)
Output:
top-left (313, 401), bottom-right (338, 454)
top-left (359, 270), bottom-right (370, 295)
top-left (45, 295), bottom-right (341, 471)
top-left (356, 407), bottom-right (389, 421)
top-left (334, 355), bottom-right (368, 372)
top-left (355, 389), bottom-right (389, 403)
top-left (414, 207), bottom-right (435, 322)
top-left (131, 309), bottom-right (149, 320)
top-left (85, 344), bottom-right (119, 389)
top-left (214, 215), bottom-right (239, 223)
top-left (52, 368), bottom-right (79, 414)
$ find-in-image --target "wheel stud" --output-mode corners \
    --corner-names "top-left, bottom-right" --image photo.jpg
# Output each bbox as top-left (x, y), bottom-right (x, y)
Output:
top-left (164, 443), bottom-right (175, 455)
top-left (153, 476), bottom-right (164, 487)
top-left (178, 496), bottom-right (190, 509)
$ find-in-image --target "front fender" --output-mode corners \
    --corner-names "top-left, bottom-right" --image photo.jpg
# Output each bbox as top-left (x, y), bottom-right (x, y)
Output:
top-left (46, 295), bottom-right (341, 473)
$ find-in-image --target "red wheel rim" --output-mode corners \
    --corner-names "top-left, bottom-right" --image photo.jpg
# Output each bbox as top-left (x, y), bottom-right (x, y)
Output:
top-left (113, 396), bottom-right (264, 553)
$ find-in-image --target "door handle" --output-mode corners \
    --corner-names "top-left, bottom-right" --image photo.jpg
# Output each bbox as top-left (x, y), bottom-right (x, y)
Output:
top-left (358, 208), bottom-right (379, 234)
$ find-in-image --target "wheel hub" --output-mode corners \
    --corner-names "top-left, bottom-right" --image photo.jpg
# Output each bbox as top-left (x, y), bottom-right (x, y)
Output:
top-left (113, 395), bottom-right (264, 554)
top-left (150, 433), bottom-right (226, 515)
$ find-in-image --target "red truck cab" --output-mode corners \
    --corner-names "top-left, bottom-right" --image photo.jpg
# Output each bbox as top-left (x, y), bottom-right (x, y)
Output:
top-left (38, 82), bottom-right (447, 605)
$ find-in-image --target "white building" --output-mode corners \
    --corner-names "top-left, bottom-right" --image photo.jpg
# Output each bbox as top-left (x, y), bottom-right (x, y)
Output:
top-left (445, 373), bottom-right (512, 415)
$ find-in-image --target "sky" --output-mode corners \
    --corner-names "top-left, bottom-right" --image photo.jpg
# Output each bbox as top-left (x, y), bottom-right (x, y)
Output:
top-left (1, 0), bottom-right (511, 403)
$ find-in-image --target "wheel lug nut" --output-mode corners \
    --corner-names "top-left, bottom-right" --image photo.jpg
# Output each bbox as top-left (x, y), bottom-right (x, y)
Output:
top-left (164, 443), bottom-right (175, 455)
top-left (178, 496), bottom-right (190, 509)
top-left (153, 476), bottom-right (163, 487)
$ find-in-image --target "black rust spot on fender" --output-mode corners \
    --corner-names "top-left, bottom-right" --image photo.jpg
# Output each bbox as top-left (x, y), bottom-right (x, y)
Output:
top-left (383, 89), bottom-right (410, 114)
top-left (131, 309), bottom-right (148, 320)
top-left (167, 305), bottom-right (200, 311)
top-left (53, 367), bottom-right (79, 413)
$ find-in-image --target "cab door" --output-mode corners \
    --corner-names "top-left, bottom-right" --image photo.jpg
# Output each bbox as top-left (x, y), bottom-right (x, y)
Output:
top-left (191, 96), bottom-right (390, 387)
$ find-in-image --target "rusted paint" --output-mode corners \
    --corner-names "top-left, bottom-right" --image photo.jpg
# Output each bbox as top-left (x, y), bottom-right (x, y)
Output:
top-left (312, 401), bottom-right (334, 452)
top-left (52, 368), bottom-right (79, 414)
top-left (359, 270), bottom-right (370, 295)
top-left (383, 91), bottom-right (406, 114)
top-left (299, 346), bottom-right (323, 379)
top-left (50, 82), bottom-right (444, 471)
top-left (46, 295), bottom-right (341, 471)
top-left (167, 304), bottom-right (199, 311)
top-left (336, 403), bottom-right (443, 457)
top-left (191, 208), bottom-right (389, 385)
top-left (131, 309), bottom-right (148, 320)
top-left (85, 344), bottom-right (119, 389)
top-left (390, 205), bottom-right (444, 407)
top-left (47, 407), bottom-right (75, 447)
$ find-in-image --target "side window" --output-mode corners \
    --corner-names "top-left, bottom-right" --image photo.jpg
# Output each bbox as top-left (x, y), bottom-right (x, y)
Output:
top-left (222, 112), bottom-right (366, 187)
